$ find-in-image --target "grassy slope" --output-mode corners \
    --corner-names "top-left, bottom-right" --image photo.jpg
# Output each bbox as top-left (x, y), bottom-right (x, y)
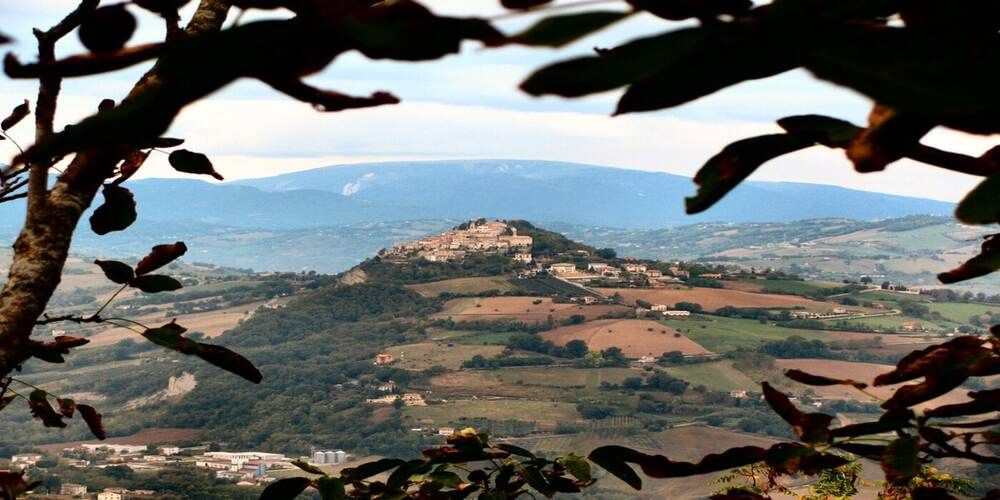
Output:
top-left (662, 315), bottom-right (832, 352)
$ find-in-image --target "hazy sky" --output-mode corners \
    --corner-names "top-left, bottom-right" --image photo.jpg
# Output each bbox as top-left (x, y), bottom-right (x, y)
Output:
top-left (0, 1), bottom-right (994, 202)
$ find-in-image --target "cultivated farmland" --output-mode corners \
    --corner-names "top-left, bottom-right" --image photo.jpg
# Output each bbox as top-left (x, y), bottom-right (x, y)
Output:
top-left (542, 319), bottom-right (711, 358)
top-left (433, 296), bottom-right (630, 322)
top-left (596, 287), bottom-right (833, 312)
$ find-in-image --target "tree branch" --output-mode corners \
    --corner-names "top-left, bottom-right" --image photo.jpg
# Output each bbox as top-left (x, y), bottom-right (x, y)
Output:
top-left (30, 0), bottom-right (101, 213)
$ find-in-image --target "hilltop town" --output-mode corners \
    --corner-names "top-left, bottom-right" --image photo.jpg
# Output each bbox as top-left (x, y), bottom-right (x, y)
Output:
top-left (380, 219), bottom-right (533, 263)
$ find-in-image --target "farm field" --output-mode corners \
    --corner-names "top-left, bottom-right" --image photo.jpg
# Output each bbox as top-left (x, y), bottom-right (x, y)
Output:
top-left (660, 360), bottom-right (758, 392)
top-left (403, 399), bottom-right (579, 426)
top-left (926, 301), bottom-right (1000, 323)
top-left (542, 319), bottom-right (711, 358)
top-left (406, 276), bottom-right (516, 297)
top-left (433, 296), bottom-right (630, 322)
top-left (663, 315), bottom-right (833, 352)
top-left (774, 359), bottom-right (984, 408)
top-left (727, 278), bottom-right (846, 297)
top-left (428, 367), bottom-right (639, 399)
top-left (492, 366), bottom-right (638, 389)
top-left (385, 342), bottom-right (507, 370)
top-left (827, 314), bottom-right (957, 332)
top-left (82, 300), bottom-right (268, 348)
top-left (596, 287), bottom-right (835, 312)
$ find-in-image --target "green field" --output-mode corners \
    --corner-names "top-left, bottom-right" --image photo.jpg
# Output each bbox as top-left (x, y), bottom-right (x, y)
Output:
top-left (926, 302), bottom-right (1000, 323)
top-left (660, 361), bottom-right (758, 392)
top-left (661, 315), bottom-right (832, 352)
top-left (386, 342), bottom-right (506, 370)
top-left (406, 276), bottom-right (517, 296)
top-left (491, 367), bottom-right (638, 390)
top-left (848, 290), bottom-right (932, 303)
top-left (404, 400), bottom-right (580, 424)
top-left (754, 279), bottom-right (844, 297)
top-left (828, 314), bottom-right (957, 332)
top-left (450, 330), bottom-right (520, 345)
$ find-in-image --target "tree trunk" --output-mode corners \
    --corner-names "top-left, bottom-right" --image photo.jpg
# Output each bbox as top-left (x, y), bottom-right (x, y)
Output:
top-left (0, 0), bottom-right (231, 378)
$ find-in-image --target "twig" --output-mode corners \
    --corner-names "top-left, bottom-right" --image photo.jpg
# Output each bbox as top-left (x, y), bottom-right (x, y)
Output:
top-left (92, 284), bottom-right (128, 318)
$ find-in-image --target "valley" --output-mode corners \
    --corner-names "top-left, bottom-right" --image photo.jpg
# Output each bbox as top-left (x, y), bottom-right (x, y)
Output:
top-left (3, 219), bottom-right (997, 498)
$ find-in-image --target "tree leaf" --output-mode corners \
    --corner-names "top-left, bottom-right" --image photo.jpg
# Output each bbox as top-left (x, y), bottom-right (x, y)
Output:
top-left (785, 368), bottom-right (867, 389)
top-left (1, 99), bottom-right (29, 131)
top-left (89, 184), bottom-right (137, 235)
top-left (501, 0), bottom-right (552, 9)
top-left (112, 149), bottom-right (150, 185)
top-left (78, 5), bottom-right (137, 54)
top-left (193, 343), bottom-right (263, 383)
top-left (28, 336), bottom-right (90, 363)
top-left (845, 106), bottom-right (935, 173)
top-left (135, 241), bottom-right (187, 276)
top-left (614, 25), bottom-right (796, 115)
top-left (168, 149), bottom-right (224, 180)
top-left (315, 476), bottom-right (346, 500)
top-left (521, 29), bottom-right (708, 98)
top-left (386, 459), bottom-right (431, 490)
top-left (763, 442), bottom-right (847, 475)
top-left (833, 442), bottom-right (887, 461)
top-left (337, 2), bottom-right (505, 62)
top-left (776, 114), bottom-right (862, 148)
top-left (557, 454), bottom-right (591, 482)
top-left (956, 175), bottom-right (1000, 225)
top-left (342, 458), bottom-right (406, 480)
top-left (626, 0), bottom-right (751, 21)
top-left (57, 398), bottom-right (76, 418)
top-left (882, 436), bottom-right (920, 486)
top-left (94, 259), bottom-right (135, 284)
top-left (28, 390), bottom-right (66, 428)
top-left (141, 322), bottom-right (261, 383)
top-left (260, 477), bottom-right (312, 500)
top-left (938, 235), bottom-right (1000, 283)
top-left (130, 274), bottom-right (183, 293)
top-left (291, 459), bottom-right (325, 475)
top-left (588, 444), bottom-right (765, 489)
top-left (496, 443), bottom-right (535, 458)
top-left (512, 11), bottom-right (631, 48)
top-left (761, 382), bottom-right (832, 443)
top-left (798, 25), bottom-right (1000, 134)
top-left (686, 134), bottom-right (814, 214)
top-left (521, 466), bottom-right (555, 497)
top-left (925, 389), bottom-right (1000, 419)
top-left (710, 488), bottom-right (768, 500)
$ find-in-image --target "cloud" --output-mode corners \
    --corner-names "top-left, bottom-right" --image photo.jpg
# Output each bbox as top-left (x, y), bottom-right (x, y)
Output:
top-left (342, 172), bottom-right (376, 196)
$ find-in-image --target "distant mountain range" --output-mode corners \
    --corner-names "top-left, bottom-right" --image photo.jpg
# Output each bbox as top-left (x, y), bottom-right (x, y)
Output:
top-left (231, 160), bottom-right (953, 228)
top-left (0, 160), bottom-right (957, 271)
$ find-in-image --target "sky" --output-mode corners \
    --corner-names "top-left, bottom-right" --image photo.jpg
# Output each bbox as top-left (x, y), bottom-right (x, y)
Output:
top-left (0, 1), bottom-right (995, 202)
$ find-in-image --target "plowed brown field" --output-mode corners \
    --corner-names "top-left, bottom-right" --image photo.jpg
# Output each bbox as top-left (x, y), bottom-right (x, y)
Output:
top-left (542, 319), bottom-right (711, 358)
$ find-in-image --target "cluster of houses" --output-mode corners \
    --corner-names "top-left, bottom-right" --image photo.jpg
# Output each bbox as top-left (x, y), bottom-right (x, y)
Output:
top-left (547, 261), bottom-right (694, 287)
top-left (6, 439), bottom-right (360, 494)
top-left (363, 378), bottom-right (428, 406)
top-left (382, 220), bottom-right (533, 263)
top-left (53, 483), bottom-right (152, 499)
